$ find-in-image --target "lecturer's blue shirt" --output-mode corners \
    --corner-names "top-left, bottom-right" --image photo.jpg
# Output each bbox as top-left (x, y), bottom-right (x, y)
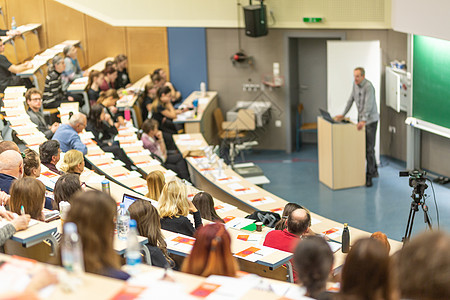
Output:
top-left (52, 124), bottom-right (87, 154)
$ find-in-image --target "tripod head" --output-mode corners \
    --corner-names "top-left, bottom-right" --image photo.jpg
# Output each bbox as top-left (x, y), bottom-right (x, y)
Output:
top-left (400, 170), bottom-right (428, 203)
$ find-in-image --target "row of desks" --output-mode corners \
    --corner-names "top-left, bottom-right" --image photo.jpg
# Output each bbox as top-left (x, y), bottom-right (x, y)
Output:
top-left (0, 253), bottom-right (302, 299)
top-left (172, 133), bottom-right (403, 269)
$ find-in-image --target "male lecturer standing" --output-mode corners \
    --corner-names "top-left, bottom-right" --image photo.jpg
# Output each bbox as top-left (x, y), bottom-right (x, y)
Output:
top-left (335, 67), bottom-right (378, 187)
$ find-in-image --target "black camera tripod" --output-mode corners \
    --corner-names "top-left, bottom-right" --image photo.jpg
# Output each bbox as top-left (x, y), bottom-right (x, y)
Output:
top-left (402, 180), bottom-right (432, 243)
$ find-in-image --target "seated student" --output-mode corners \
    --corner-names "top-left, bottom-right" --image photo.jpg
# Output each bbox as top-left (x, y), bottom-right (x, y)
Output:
top-left (64, 190), bottom-right (130, 280)
top-left (145, 170), bottom-right (165, 200)
top-left (152, 68), bottom-right (182, 106)
top-left (114, 54), bottom-right (131, 90)
top-left (192, 192), bottom-right (224, 223)
top-left (62, 45), bottom-right (86, 91)
top-left (158, 180), bottom-right (202, 237)
top-left (0, 212), bottom-right (30, 246)
top-left (370, 231), bottom-right (391, 253)
top-left (52, 112), bottom-right (87, 154)
top-left (39, 140), bottom-right (62, 175)
top-left (128, 199), bottom-right (174, 268)
top-left (100, 66), bottom-right (118, 92)
top-left (0, 29), bottom-right (21, 37)
top-left (43, 56), bottom-right (76, 109)
top-left (53, 173), bottom-right (82, 210)
top-left (139, 81), bottom-right (157, 121)
top-left (340, 238), bottom-right (395, 300)
top-left (9, 177), bottom-right (46, 221)
top-left (294, 236), bottom-right (334, 300)
top-left (0, 40), bottom-right (33, 93)
top-left (141, 119), bottom-right (190, 180)
top-left (151, 86), bottom-right (188, 150)
top-left (25, 88), bottom-right (59, 139)
top-left (86, 104), bottom-right (133, 169)
top-left (0, 150), bottom-right (23, 194)
top-left (263, 208), bottom-right (311, 253)
top-left (86, 70), bottom-right (104, 104)
top-left (105, 60), bottom-right (116, 70)
top-left (97, 89), bottom-right (125, 128)
top-left (59, 149), bottom-right (84, 175)
top-left (0, 141), bottom-right (20, 153)
top-left (182, 223), bottom-right (238, 277)
top-left (274, 203), bottom-right (302, 230)
top-left (398, 231), bottom-right (450, 300)
top-left (22, 148), bottom-right (41, 179)
top-left (22, 148), bottom-right (54, 210)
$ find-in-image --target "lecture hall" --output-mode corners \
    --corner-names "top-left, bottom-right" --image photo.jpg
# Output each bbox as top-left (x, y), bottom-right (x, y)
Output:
top-left (0, 0), bottom-right (448, 299)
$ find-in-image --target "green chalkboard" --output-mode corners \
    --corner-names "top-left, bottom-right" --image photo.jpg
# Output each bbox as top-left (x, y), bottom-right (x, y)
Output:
top-left (413, 35), bottom-right (450, 129)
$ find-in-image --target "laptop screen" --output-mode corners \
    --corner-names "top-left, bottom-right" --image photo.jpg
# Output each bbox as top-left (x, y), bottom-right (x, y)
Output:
top-left (122, 193), bottom-right (148, 211)
top-left (319, 109), bottom-right (336, 123)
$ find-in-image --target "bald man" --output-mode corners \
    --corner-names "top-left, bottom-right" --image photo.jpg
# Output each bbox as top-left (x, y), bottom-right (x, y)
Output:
top-left (0, 150), bottom-right (24, 194)
top-left (52, 112), bottom-right (87, 154)
top-left (263, 208), bottom-right (311, 253)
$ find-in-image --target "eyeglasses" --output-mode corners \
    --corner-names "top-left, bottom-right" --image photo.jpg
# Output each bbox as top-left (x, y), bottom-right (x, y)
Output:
top-left (30, 98), bottom-right (42, 102)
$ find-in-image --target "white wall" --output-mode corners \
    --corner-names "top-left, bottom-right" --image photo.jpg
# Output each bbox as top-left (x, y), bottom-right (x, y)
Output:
top-left (392, 0), bottom-right (450, 41)
top-left (56, 0), bottom-right (391, 28)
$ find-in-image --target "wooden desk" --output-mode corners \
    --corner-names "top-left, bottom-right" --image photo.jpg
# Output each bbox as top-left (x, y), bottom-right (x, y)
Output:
top-left (5, 221), bottom-right (58, 261)
top-left (173, 91), bottom-right (218, 144)
top-left (162, 229), bottom-right (293, 281)
top-left (16, 40), bottom-right (80, 90)
top-left (10, 221), bottom-right (58, 250)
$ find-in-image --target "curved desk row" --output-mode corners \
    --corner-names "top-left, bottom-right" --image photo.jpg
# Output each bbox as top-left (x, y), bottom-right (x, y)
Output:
top-left (173, 133), bottom-right (403, 269)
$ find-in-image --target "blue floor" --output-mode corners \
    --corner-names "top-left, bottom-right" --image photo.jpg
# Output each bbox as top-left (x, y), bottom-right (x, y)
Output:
top-left (245, 144), bottom-right (450, 242)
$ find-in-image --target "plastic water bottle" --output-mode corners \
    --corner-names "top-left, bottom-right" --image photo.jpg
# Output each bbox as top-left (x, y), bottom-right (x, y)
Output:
top-left (117, 203), bottom-right (130, 240)
top-left (126, 219), bottom-right (141, 275)
top-left (11, 17), bottom-right (17, 30)
top-left (342, 223), bottom-right (350, 253)
top-left (61, 222), bottom-right (85, 277)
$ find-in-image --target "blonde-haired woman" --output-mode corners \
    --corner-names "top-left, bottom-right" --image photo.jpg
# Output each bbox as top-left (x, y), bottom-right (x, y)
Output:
top-left (145, 170), bottom-right (165, 201)
top-left (60, 149), bottom-right (84, 175)
top-left (158, 180), bottom-right (202, 237)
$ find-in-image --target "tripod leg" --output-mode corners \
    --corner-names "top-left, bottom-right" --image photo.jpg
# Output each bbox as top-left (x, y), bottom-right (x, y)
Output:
top-left (403, 204), bottom-right (414, 243)
top-left (407, 209), bottom-right (417, 240)
top-left (422, 204), bottom-right (433, 230)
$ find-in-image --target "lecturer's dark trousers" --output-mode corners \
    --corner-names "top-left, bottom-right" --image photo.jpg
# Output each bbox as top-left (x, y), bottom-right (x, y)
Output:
top-left (366, 121), bottom-right (378, 177)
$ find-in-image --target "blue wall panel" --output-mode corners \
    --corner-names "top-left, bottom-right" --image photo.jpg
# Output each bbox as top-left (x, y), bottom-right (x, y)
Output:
top-left (167, 27), bottom-right (208, 100)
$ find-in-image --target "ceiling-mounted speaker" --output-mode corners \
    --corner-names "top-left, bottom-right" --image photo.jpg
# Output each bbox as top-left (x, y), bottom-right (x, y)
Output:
top-left (243, 4), bottom-right (268, 38)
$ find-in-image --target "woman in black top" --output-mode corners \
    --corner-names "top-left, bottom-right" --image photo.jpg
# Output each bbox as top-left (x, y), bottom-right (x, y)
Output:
top-left (139, 81), bottom-right (157, 121)
top-left (151, 86), bottom-right (188, 150)
top-left (158, 180), bottom-right (202, 237)
top-left (114, 54), bottom-right (131, 90)
top-left (96, 89), bottom-right (125, 128)
top-left (128, 199), bottom-right (174, 269)
top-left (86, 104), bottom-right (133, 169)
top-left (86, 70), bottom-right (104, 104)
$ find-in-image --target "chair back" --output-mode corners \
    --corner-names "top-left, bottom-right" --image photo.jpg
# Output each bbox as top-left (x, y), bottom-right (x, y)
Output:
top-left (3, 41), bottom-right (18, 65)
top-left (15, 36), bottom-right (29, 62)
top-left (23, 31), bottom-right (41, 57)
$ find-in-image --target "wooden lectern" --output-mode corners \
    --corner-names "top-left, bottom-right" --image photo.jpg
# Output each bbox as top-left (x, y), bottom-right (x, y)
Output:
top-left (318, 117), bottom-right (366, 189)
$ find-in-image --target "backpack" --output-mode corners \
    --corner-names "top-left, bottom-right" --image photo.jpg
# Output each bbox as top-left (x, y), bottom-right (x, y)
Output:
top-left (245, 211), bottom-right (281, 228)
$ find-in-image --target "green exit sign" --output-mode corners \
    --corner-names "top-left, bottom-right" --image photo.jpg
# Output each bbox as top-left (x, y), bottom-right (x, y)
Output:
top-left (303, 17), bottom-right (323, 23)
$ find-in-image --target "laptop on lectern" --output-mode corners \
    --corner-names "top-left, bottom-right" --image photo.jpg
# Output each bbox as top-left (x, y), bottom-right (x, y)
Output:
top-left (319, 109), bottom-right (336, 123)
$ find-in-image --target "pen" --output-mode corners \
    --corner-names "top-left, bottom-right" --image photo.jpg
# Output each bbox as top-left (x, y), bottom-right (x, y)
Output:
top-left (21, 205), bottom-right (25, 215)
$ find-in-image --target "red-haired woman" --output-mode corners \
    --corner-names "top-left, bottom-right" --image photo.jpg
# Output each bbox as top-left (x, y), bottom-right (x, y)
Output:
top-left (181, 223), bottom-right (238, 277)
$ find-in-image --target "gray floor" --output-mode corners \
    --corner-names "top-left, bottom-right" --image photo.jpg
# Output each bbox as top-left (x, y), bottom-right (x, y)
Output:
top-left (244, 144), bottom-right (450, 242)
